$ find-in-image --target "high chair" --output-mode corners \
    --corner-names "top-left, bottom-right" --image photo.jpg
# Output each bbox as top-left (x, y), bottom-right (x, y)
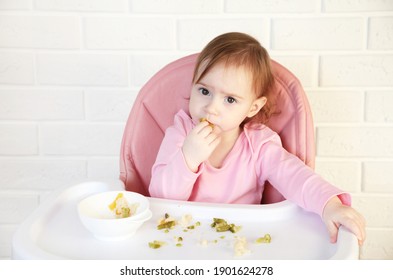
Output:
top-left (13, 54), bottom-right (359, 260)
top-left (119, 53), bottom-right (315, 204)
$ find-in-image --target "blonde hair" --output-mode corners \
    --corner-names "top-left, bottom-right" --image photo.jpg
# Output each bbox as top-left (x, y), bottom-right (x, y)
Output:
top-left (192, 32), bottom-right (276, 126)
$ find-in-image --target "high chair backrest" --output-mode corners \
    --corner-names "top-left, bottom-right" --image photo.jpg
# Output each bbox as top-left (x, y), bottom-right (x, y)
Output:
top-left (119, 53), bottom-right (315, 204)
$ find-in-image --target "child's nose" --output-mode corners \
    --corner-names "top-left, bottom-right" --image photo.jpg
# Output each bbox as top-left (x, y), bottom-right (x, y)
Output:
top-left (204, 98), bottom-right (219, 115)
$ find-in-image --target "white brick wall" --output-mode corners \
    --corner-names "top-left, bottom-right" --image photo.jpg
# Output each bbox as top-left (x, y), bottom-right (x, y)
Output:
top-left (366, 91), bottom-right (393, 122)
top-left (320, 55), bottom-right (393, 86)
top-left (272, 17), bottom-right (364, 50)
top-left (36, 54), bottom-right (129, 86)
top-left (0, 0), bottom-right (392, 260)
top-left (0, 15), bottom-right (80, 49)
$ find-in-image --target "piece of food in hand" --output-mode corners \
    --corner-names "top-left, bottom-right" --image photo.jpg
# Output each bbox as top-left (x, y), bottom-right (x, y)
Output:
top-left (108, 193), bottom-right (138, 218)
top-left (199, 117), bottom-right (214, 128)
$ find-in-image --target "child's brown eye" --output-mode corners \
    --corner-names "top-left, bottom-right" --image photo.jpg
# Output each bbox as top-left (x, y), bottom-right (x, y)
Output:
top-left (199, 88), bottom-right (210, 95)
top-left (226, 97), bottom-right (236, 104)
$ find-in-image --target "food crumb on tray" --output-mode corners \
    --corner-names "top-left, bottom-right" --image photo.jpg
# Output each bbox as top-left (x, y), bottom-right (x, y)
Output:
top-left (157, 213), bottom-right (177, 230)
top-left (211, 218), bottom-right (241, 233)
top-left (234, 236), bottom-right (251, 256)
top-left (256, 234), bottom-right (272, 244)
top-left (148, 240), bottom-right (166, 249)
top-left (149, 213), bottom-right (271, 257)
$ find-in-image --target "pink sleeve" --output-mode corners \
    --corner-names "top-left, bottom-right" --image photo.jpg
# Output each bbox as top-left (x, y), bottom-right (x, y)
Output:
top-left (149, 112), bottom-right (200, 200)
top-left (259, 140), bottom-right (351, 217)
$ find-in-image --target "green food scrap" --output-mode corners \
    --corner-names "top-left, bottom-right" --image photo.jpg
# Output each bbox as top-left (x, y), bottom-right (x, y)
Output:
top-left (120, 207), bottom-right (130, 218)
top-left (157, 213), bottom-right (176, 230)
top-left (148, 240), bottom-right (166, 249)
top-left (211, 218), bottom-right (241, 233)
top-left (174, 236), bottom-right (183, 247)
top-left (157, 220), bottom-right (176, 230)
top-left (256, 234), bottom-right (272, 244)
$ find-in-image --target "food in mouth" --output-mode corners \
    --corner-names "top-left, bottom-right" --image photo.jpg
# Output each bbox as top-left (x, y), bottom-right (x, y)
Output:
top-left (199, 117), bottom-right (214, 128)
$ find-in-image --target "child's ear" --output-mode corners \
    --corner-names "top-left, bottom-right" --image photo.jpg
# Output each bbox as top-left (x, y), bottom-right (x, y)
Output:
top-left (247, 97), bottom-right (267, 118)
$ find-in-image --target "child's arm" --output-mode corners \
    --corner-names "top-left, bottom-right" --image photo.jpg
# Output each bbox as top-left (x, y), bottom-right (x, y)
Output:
top-left (258, 138), bottom-right (366, 244)
top-left (149, 112), bottom-right (220, 200)
top-left (149, 122), bottom-right (199, 200)
top-left (322, 196), bottom-right (366, 245)
top-left (259, 140), bottom-right (348, 216)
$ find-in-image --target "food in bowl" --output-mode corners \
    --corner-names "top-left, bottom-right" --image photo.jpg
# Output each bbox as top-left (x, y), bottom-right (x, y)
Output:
top-left (108, 193), bottom-right (138, 218)
top-left (77, 191), bottom-right (151, 241)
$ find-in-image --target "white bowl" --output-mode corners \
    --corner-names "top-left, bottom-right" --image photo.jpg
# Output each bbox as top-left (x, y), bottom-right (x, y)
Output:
top-left (78, 191), bottom-right (152, 241)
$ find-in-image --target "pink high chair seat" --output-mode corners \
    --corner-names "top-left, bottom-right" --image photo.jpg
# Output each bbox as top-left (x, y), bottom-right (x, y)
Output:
top-left (119, 53), bottom-right (315, 204)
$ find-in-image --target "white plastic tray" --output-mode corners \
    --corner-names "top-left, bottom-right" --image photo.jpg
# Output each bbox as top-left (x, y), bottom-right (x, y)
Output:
top-left (12, 181), bottom-right (359, 260)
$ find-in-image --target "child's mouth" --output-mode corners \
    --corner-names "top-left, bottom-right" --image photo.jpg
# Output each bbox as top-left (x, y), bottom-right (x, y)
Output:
top-left (199, 117), bottom-right (215, 129)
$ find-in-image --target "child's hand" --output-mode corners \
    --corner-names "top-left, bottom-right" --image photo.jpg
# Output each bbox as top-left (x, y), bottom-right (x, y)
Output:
top-left (322, 196), bottom-right (366, 246)
top-left (182, 121), bottom-right (221, 172)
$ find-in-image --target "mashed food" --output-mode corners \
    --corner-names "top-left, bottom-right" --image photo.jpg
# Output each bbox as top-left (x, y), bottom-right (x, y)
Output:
top-left (108, 193), bottom-right (138, 218)
top-left (234, 236), bottom-right (251, 256)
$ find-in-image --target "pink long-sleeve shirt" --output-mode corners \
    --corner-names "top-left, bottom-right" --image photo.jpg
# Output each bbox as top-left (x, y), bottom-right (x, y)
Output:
top-left (149, 110), bottom-right (351, 217)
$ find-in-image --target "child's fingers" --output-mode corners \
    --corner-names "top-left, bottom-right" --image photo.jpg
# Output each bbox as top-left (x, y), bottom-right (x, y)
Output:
top-left (326, 221), bottom-right (339, 244)
top-left (355, 213), bottom-right (366, 245)
top-left (331, 212), bottom-right (366, 246)
top-left (342, 208), bottom-right (366, 244)
top-left (207, 134), bottom-right (221, 147)
top-left (343, 215), bottom-right (366, 246)
top-left (323, 199), bottom-right (366, 246)
top-left (193, 120), bottom-right (209, 130)
top-left (195, 122), bottom-right (214, 137)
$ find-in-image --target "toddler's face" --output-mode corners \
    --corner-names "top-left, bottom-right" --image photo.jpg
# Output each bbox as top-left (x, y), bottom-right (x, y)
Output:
top-left (189, 62), bottom-right (265, 134)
